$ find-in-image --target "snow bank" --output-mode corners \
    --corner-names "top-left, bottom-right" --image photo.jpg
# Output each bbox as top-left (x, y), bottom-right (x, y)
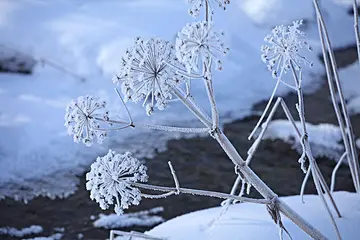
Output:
top-left (0, 0), bottom-right (358, 200)
top-left (23, 233), bottom-right (63, 240)
top-left (0, 225), bottom-right (43, 238)
top-left (262, 120), bottom-right (345, 161)
top-left (93, 207), bottom-right (164, 229)
top-left (147, 192), bottom-right (360, 240)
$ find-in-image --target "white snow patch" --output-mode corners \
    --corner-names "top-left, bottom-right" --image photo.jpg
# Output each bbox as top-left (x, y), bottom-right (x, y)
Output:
top-left (147, 192), bottom-right (360, 240)
top-left (262, 120), bottom-right (344, 160)
top-left (0, 225), bottom-right (43, 238)
top-left (23, 233), bottom-right (63, 240)
top-left (93, 207), bottom-right (164, 229)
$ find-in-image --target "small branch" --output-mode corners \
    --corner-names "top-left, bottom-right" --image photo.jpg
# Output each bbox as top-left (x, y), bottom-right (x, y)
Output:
top-left (114, 88), bottom-right (133, 124)
top-left (110, 230), bottom-right (165, 240)
top-left (94, 117), bottom-right (209, 134)
top-left (134, 182), bottom-right (271, 205)
top-left (249, 78), bottom-right (281, 140)
top-left (168, 161), bottom-right (180, 194)
top-left (331, 152), bottom-right (347, 192)
top-left (314, 0), bottom-right (360, 192)
top-left (353, 0), bottom-right (360, 65)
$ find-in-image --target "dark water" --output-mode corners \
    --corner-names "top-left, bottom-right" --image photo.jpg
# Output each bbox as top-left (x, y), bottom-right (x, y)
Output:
top-left (0, 46), bottom-right (359, 240)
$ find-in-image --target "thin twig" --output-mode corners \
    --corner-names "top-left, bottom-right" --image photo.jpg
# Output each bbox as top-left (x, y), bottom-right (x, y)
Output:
top-left (314, 0), bottom-right (360, 192)
top-left (331, 152), bottom-right (347, 192)
top-left (353, 0), bottom-right (360, 65)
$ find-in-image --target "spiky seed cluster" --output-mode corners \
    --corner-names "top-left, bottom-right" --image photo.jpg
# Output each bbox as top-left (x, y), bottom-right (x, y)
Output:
top-left (187, 0), bottom-right (230, 17)
top-left (86, 150), bottom-right (148, 215)
top-left (261, 20), bottom-right (313, 79)
top-left (65, 95), bottom-right (109, 147)
top-left (114, 37), bottom-right (185, 116)
top-left (176, 21), bottom-right (228, 73)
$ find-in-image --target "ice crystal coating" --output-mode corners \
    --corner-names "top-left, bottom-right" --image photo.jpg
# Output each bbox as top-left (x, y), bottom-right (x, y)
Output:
top-left (86, 150), bottom-right (148, 215)
top-left (187, 0), bottom-right (230, 18)
top-left (114, 37), bottom-right (185, 116)
top-left (261, 20), bottom-right (313, 79)
top-left (176, 21), bottom-right (228, 73)
top-left (64, 95), bottom-right (109, 147)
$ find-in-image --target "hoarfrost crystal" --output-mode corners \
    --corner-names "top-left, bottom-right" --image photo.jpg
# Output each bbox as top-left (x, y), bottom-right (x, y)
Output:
top-left (176, 21), bottom-right (228, 73)
top-left (187, 0), bottom-right (230, 17)
top-left (64, 95), bottom-right (109, 147)
top-left (86, 150), bottom-right (148, 215)
top-left (261, 20), bottom-right (313, 79)
top-left (114, 37), bottom-right (185, 116)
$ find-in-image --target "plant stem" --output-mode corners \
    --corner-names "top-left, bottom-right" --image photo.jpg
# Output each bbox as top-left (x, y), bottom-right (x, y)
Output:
top-left (353, 0), bottom-right (360, 65)
top-left (174, 87), bottom-right (327, 239)
top-left (313, 0), bottom-right (360, 192)
top-left (134, 182), bottom-right (271, 205)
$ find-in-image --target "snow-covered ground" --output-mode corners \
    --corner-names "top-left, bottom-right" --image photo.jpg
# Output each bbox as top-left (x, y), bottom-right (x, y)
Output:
top-left (147, 192), bottom-right (360, 240)
top-left (0, 0), bottom-right (359, 200)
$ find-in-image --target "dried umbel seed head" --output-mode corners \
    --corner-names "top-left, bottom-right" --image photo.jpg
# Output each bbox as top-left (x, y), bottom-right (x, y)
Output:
top-left (114, 37), bottom-right (186, 116)
top-left (261, 20), bottom-right (313, 79)
top-left (187, 0), bottom-right (230, 18)
top-left (86, 150), bottom-right (148, 215)
top-left (64, 95), bottom-right (109, 147)
top-left (176, 20), bottom-right (229, 73)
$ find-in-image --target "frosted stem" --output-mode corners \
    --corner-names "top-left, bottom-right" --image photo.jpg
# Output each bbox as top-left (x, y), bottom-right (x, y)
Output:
top-left (176, 82), bottom-right (328, 239)
top-left (249, 78), bottom-right (281, 140)
top-left (331, 153), bottom-right (347, 192)
top-left (94, 117), bottom-right (209, 133)
top-left (110, 230), bottom-right (165, 240)
top-left (353, 0), bottom-right (360, 65)
top-left (134, 182), bottom-right (271, 205)
top-left (290, 62), bottom-right (342, 238)
top-left (314, 0), bottom-right (360, 192)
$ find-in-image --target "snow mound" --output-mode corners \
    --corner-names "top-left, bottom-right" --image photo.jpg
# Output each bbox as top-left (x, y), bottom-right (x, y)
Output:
top-left (147, 192), bottom-right (360, 240)
top-left (262, 120), bottom-right (345, 161)
top-left (94, 207), bottom-right (164, 229)
top-left (0, 225), bottom-right (43, 238)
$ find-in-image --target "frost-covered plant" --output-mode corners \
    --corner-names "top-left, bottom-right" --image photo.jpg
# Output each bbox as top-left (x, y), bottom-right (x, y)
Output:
top-left (261, 20), bottom-right (313, 79)
top-left (113, 37), bottom-right (187, 116)
top-left (86, 150), bottom-right (148, 214)
top-left (176, 20), bottom-right (228, 72)
top-left (64, 1), bottom-right (338, 239)
top-left (64, 95), bottom-right (109, 147)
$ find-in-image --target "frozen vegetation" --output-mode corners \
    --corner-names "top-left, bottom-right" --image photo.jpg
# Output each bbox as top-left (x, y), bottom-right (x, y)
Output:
top-left (1, 0), bottom-right (360, 239)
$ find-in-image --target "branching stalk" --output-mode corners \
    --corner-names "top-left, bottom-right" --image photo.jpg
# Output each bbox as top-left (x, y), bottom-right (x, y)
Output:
top-left (313, 0), bottom-right (360, 192)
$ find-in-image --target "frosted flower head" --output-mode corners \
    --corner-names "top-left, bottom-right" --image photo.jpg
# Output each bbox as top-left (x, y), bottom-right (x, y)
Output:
top-left (176, 21), bottom-right (228, 73)
top-left (64, 95), bottom-right (109, 147)
top-left (187, 0), bottom-right (230, 18)
top-left (261, 20), bottom-right (313, 79)
top-left (86, 150), bottom-right (148, 215)
top-left (114, 37), bottom-right (186, 116)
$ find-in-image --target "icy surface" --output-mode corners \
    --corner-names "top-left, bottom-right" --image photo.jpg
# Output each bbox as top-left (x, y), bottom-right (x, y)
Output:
top-left (93, 207), bottom-right (164, 229)
top-left (0, 0), bottom-right (359, 200)
top-left (147, 192), bottom-right (360, 240)
top-left (0, 225), bottom-right (43, 238)
top-left (262, 120), bottom-right (346, 161)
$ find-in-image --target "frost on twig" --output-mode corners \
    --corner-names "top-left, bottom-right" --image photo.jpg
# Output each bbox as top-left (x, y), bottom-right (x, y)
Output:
top-left (109, 230), bottom-right (165, 240)
top-left (85, 150), bottom-right (271, 215)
